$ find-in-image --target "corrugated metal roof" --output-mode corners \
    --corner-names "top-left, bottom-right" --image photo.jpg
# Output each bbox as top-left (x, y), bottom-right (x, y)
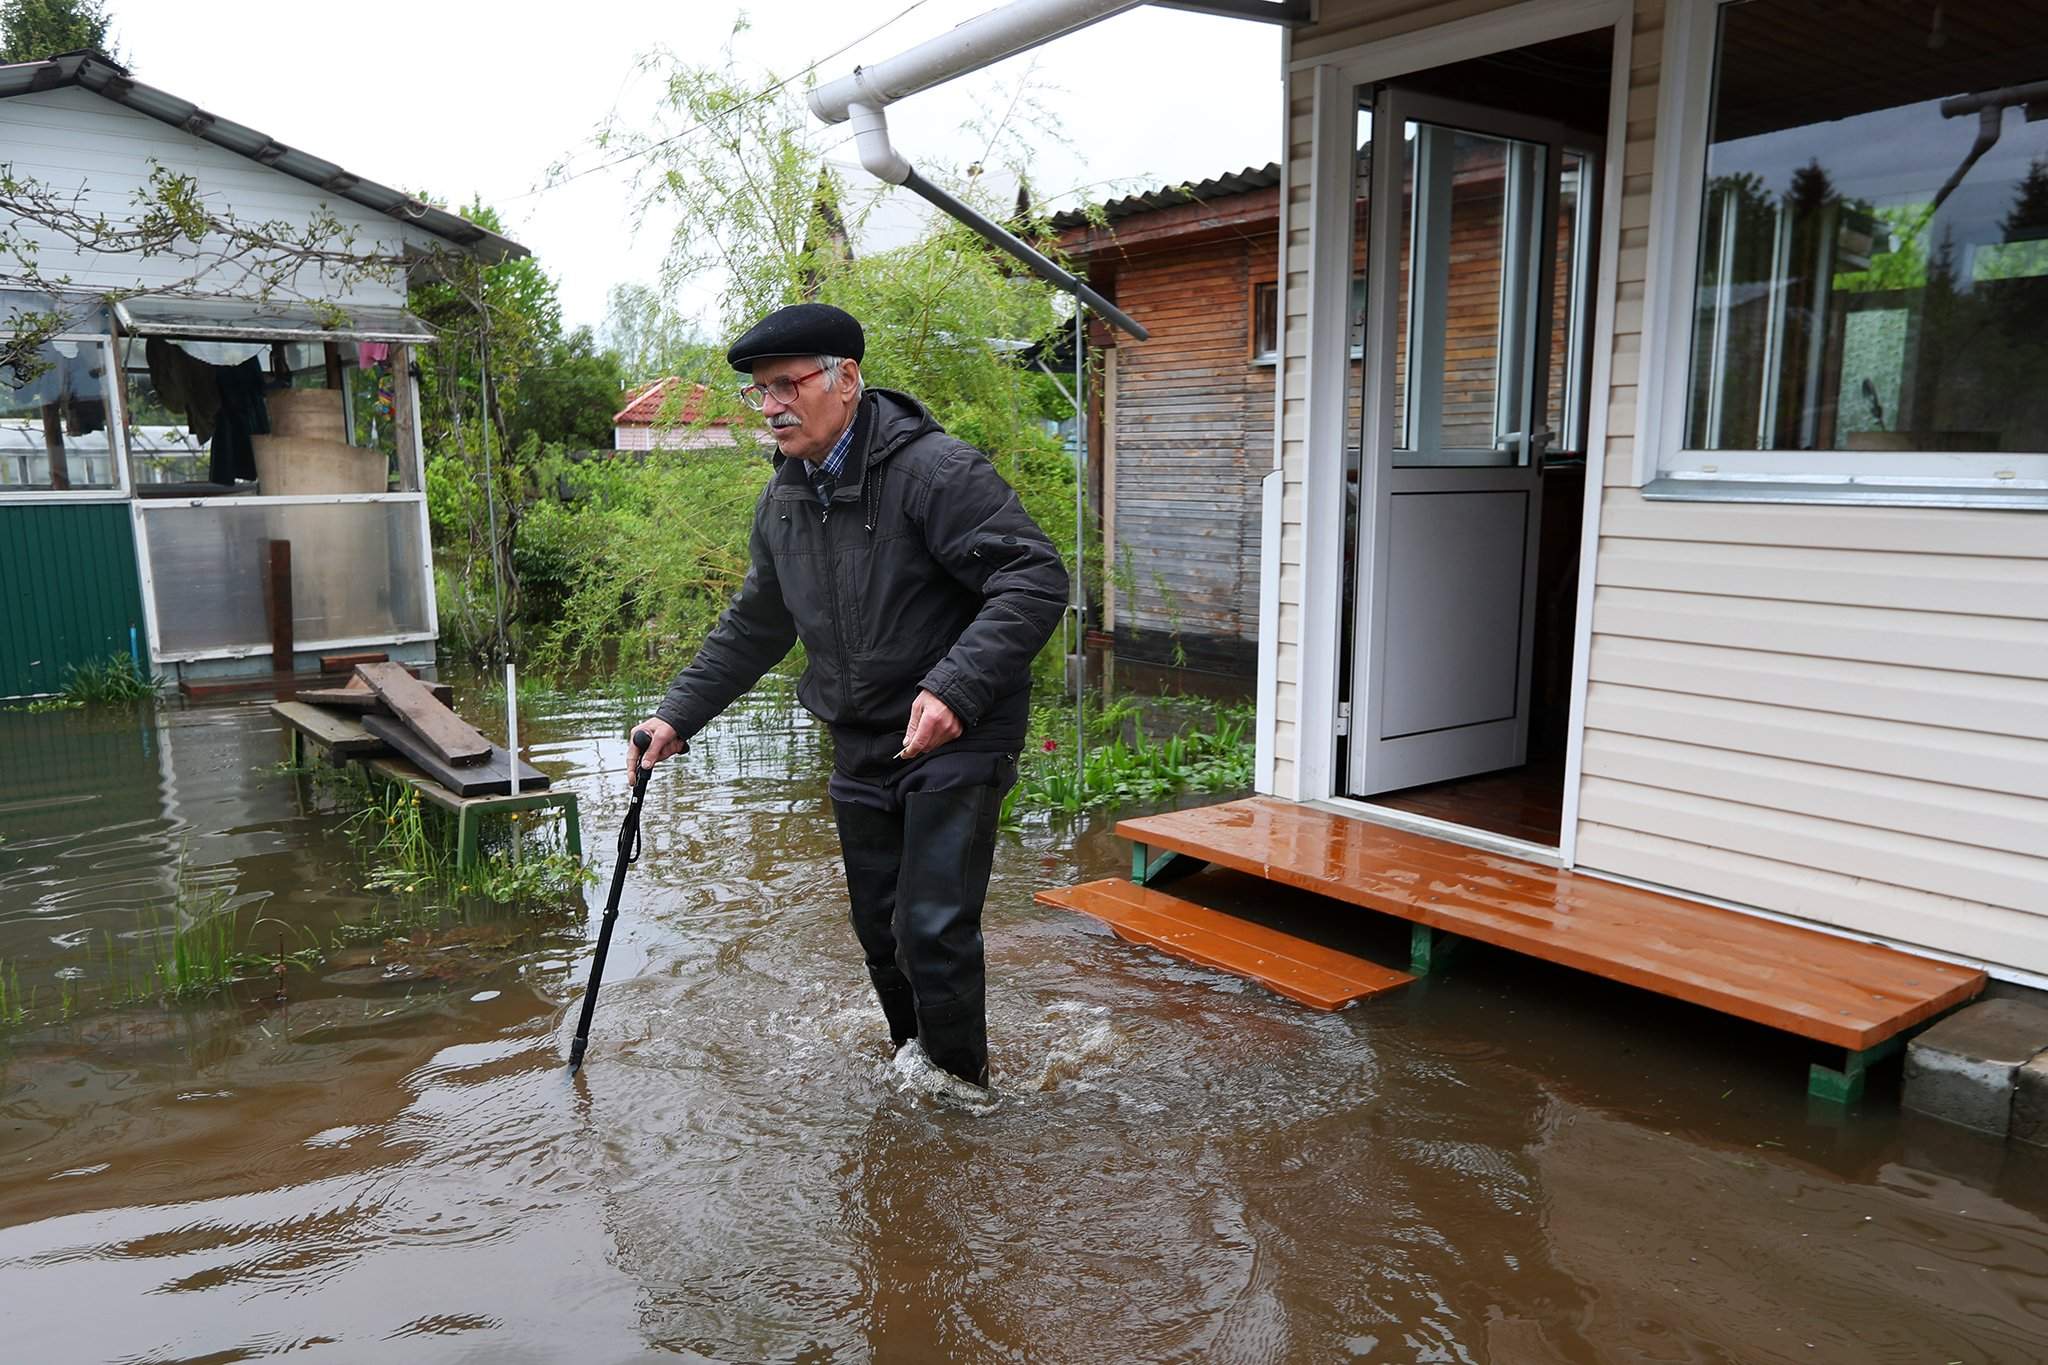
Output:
top-left (0, 51), bottom-right (526, 263)
top-left (1050, 162), bottom-right (1281, 230)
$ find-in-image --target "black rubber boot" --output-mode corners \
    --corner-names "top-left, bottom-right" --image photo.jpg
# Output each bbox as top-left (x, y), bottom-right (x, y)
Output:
top-left (896, 784), bottom-right (1003, 1088)
top-left (833, 799), bottom-right (918, 1050)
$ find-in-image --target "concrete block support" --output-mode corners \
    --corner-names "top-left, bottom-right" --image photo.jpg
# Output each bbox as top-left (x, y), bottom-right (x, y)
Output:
top-left (2013, 1054), bottom-right (2048, 1150)
top-left (1903, 1000), bottom-right (2048, 1137)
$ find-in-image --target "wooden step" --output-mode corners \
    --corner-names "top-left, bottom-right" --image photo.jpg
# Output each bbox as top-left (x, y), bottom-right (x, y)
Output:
top-left (1037, 878), bottom-right (1415, 1011)
top-left (1118, 798), bottom-right (1985, 1051)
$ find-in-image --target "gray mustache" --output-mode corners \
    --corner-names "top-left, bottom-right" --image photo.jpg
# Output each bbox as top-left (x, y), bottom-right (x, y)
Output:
top-left (769, 415), bottom-right (801, 429)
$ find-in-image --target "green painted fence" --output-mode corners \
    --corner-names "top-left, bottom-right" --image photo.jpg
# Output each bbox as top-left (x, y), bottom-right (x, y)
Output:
top-left (0, 501), bottom-right (147, 698)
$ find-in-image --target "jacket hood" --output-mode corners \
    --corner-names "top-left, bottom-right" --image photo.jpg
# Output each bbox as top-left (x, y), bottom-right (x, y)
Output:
top-left (769, 387), bottom-right (941, 482)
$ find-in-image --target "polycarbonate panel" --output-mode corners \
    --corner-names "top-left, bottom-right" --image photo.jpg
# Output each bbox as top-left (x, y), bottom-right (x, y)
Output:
top-left (116, 296), bottom-right (436, 345)
top-left (140, 499), bottom-right (428, 654)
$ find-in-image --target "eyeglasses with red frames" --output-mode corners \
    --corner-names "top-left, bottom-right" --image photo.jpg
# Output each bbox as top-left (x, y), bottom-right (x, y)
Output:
top-left (739, 366), bottom-right (829, 410)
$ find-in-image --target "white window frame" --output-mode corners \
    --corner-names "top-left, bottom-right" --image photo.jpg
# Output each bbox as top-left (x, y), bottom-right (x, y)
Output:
top-left (0, 330), bottom-right (131, 503)
top-left (125, 342), bottom-right (439, 666)
top-left (1637, 0), bottom-right (2048, 508)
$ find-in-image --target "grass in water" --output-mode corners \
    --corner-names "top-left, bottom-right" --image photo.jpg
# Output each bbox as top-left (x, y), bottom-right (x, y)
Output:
top-left (1006, 694), bottom-right (1255, 821)
top-left (61, 653), bottom-right (160, 704)
top-left (341, 773), bottom-right (591, 910)
top-left (0, 958), bottom-right (25, 1027)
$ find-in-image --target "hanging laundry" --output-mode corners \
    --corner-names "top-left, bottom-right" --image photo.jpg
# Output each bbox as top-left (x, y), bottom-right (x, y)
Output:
top-left (357, 340), bottom-right (391, 368)
top-left (208, 356), bottom-right (270, 484)
top-left (145, 337), bottom-right (220, 445)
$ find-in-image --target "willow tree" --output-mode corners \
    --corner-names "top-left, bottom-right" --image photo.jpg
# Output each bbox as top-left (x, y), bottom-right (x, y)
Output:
top-left (537, 40), bottom-right (1081, 683)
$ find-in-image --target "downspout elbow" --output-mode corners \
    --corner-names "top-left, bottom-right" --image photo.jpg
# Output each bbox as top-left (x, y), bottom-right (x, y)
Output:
top-left (848, 101), bottom-right (913, 186)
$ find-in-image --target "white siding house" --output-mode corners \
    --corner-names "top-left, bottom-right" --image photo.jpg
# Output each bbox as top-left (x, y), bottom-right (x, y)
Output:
top-left (1258, 0), bottom-right (2048, 984)
top-left (0, 50), bottom-right (522, 694)
top-left (826, 0), bottom-right (2048, 990)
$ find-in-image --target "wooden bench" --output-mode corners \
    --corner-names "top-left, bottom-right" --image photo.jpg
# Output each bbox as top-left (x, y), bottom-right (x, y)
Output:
top-left (369, 759), bottom-right (581, 870)
top-left (1114, 797), bottom-right (1986, 1102)
top-left (273, 700), bottom-right (386, 762)
top-left (270, 701), bottom-right (580, 869)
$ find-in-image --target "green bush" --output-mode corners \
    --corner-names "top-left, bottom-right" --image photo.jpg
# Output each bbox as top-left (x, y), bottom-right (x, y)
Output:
top-left (61, 653), bottom-right (158, 704)
top-left (528, 446), bottom-right (773, 685)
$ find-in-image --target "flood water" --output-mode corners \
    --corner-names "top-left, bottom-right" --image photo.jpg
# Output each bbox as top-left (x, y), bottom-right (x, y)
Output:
top-left (4, 688), bottom-right (2048, 1364)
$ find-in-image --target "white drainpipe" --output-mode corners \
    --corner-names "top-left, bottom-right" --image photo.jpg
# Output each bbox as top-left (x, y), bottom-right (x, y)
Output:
top-left (809, 0), bottom-right (1149, 340)
top-left (809, 0), bottom-right (1142, 125)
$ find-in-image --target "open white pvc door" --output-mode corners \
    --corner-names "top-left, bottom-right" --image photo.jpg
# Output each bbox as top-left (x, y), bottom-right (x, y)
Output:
top-left (1347, 89), bottom-right (1573, 796)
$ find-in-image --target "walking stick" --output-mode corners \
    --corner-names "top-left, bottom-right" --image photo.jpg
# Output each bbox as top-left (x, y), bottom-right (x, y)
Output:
top-left (569, 729), bottom-right (653, 1073)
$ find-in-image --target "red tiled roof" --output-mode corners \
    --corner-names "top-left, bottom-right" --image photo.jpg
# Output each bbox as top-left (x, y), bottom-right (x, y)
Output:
top-left (613, 378), bottom-right (733, 427)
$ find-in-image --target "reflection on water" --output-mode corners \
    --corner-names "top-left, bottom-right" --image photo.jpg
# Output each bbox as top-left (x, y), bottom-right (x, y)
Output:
top-left (3, 687), bottom-right (2048, 1362)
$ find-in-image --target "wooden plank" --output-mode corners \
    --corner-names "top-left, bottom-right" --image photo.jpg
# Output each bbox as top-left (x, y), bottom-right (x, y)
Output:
top-left (262, 539), bottom-right (293, 675)
top-left (297, 677), bottom-right (451, 711)
top-left (320, 650), bottom-right (388, 672)
top-left (368, 758), bottom-right (561, 813)
top-left (355, 661), bottom-right (489, 766)
top-left (1036, 878), bottom-right (1413, 1011)
top-left (1115, 798), bottom-right (1985, 1051)
top-left (360, 713), bottom-right (544, 796)
top-left (270, 700), bottom-right (387, 757)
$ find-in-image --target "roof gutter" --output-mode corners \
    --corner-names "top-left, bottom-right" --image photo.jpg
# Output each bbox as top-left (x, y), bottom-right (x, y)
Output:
top-left (809, 0), bottom-right (1149, 340)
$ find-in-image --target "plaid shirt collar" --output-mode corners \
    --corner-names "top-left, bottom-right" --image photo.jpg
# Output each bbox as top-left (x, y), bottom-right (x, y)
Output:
top-left (810, 414), bottom-right (858, 502)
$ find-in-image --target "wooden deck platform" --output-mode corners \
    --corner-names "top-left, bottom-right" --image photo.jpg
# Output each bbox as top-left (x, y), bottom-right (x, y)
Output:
top-left (1036, 878), bottom-right (1415, 1010)
top-left (1112, 798), bottom-right (1986, 1099)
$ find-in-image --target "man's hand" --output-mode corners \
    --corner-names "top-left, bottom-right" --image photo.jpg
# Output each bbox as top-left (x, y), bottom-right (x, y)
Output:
top-left (899, 690), bottom-right (962, 760)
top-left (628, 716), bottom-right (683, 780)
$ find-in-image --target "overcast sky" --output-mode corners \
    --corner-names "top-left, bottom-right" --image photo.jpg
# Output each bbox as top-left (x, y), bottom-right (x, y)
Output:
top-left (108, 1), bottom-right (1282, 337)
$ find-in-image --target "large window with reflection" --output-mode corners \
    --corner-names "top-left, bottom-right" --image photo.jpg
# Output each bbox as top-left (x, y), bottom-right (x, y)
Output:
top-left (1, 336), bottom-right (119, 491)
top-left (1673, 0), bottom-right (2048, 483)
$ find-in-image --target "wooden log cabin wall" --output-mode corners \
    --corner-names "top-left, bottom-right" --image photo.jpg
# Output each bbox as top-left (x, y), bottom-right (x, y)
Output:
top-left (1061, 153), bottom-right (1578, 693)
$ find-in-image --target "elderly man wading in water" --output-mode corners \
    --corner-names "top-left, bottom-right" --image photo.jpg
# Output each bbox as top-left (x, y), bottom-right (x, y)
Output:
top-left (629, 302), bottom-right (1068, 1092)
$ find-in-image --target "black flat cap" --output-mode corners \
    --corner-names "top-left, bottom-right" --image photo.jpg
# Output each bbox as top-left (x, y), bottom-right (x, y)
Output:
top-left (725, 302), bottom-right (865, 372)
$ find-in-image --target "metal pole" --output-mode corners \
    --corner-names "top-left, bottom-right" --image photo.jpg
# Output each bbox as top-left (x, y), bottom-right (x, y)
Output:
top-left (476, 303), bottom-right (509, 668)
top-left (505, 661), bottom-right (521, 862)
top-left (1074, 304), bottom-right (1086, 777)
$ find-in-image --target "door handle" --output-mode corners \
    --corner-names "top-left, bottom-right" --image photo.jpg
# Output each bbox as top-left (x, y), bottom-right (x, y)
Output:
top-left (1497, 427), bottom-right (1555, 455)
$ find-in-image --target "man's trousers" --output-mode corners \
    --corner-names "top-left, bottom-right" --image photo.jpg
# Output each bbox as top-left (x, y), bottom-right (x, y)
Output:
top-left (832, 775), bottom-right (1008, 1088)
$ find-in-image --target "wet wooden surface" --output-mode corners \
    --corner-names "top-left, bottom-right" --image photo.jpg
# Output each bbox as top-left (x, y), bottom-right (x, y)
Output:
top-left (1116, 798), bottom-right (1985, 1050)
top-left (1370, 758), bottom-right (1564, 846)
top-left (270, 700), bottom-right (386, 757)
top-left (356, 662), bottom-right (489, 765)
top-left (1038, 878), bottom-right (1415, 1011)
top-left (361, 714), bottom-right (544, 797)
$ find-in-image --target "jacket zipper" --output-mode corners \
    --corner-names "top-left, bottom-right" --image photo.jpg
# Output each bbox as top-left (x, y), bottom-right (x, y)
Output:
top-left (817, 497), bottom-right (852, 679)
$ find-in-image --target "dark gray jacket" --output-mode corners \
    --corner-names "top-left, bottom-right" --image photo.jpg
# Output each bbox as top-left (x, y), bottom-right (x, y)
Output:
top-left (655, 387), bottom-right (1068, 778)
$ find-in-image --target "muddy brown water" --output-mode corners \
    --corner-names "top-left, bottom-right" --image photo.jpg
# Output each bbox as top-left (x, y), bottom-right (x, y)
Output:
top-left (3, 690), bottom-right (2047, 1364)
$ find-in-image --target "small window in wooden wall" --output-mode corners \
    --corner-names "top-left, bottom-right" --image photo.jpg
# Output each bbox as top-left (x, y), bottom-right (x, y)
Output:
top-left (1252, 281), bottom-right (1279, 362)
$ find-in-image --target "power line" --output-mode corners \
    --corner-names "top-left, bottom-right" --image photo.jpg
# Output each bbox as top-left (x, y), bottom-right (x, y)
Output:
top-left (507, 0), bottom-right (935, 202)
